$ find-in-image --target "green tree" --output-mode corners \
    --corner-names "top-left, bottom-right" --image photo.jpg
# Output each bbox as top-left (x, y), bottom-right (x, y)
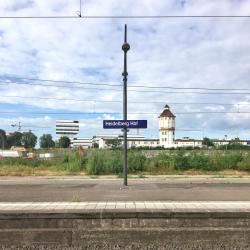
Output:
top-left (7, 132), bottom-right (23, 147)
top-left (0, 129), bottom-right (7, 149)
top-left (202, 137), bottom-right (214, 147)
top-left (92, 142), bottom-right (99, 148)
top-left (39, 134), bottom-right (55, 148)
top-left (22, 131), bottom-right (37, 149)
top-left (58, 136), bottom-right (71, 148)
top-left (105, 138), bottom-right (122, 149)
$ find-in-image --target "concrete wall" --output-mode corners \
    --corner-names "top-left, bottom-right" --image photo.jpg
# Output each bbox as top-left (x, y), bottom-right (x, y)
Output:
top-left (0, 211), bottom-right (250, 249)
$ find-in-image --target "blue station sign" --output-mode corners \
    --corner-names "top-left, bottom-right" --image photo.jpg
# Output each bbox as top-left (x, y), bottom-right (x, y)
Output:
top-left (103, 120), bottom-right (147, 129)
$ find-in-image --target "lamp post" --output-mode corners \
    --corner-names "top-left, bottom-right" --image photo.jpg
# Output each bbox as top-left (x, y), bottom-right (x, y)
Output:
top-left (122, 24), bottom-right (130, 186)
top-left (224, 134), bottom-right (228, 152)
top-left (11, 122), bottom-right (21, 132)
top-left (0, 133), bottom-right (4, 150)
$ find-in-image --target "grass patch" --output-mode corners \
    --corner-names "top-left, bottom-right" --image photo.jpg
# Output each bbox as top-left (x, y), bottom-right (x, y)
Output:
top-left (0, 149), bottom-right (250, 176)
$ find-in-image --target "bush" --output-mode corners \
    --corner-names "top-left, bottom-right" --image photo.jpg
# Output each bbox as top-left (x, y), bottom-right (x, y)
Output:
top-left (237, 154), bottom-right (250, 171)
top-left (0, 158), bottom-right (54, 168)
top-left (173, 151), bottom-right (190, 170)
top-left (188, 153), bottom-right (210, 170)
top-left (0, 149), bottom-right (249, 175)
top-left (86, 150), bottom-right (123, 175)
top-left (147, 152), bottom-right (172, 172)
top-left (63, 152), bottom-right (84, 172)
top-left (86, 150), bottom-right (107, 175)
top-left (86, 150), bottom-right (147, 175)
top-left (128, 152), bottom-right (147, 172)
top-left (211, 152), bottom-right (243, 171)
top-left (106, 151), bottom-right (123, 174)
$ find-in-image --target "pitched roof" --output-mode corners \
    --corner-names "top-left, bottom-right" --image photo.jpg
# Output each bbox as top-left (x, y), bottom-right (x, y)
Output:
top-left (159, 105), bottom-right (176, 118)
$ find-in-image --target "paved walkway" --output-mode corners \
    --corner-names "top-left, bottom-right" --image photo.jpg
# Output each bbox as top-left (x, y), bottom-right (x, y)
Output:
top-left (0, 201), bottom-right (250, 212)
top-left (2, 178), bottom-right (250, 202)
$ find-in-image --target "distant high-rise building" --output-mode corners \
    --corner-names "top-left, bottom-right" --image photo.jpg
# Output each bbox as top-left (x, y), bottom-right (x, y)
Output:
top-left (56, 120), bottom-right (79, 140)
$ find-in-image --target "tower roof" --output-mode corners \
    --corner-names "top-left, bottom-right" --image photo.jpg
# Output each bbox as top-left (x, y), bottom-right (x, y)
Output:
top-left (159, 105), bottom-right (176, 118)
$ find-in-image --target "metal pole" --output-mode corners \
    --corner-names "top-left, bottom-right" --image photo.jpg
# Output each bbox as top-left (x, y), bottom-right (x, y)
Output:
top-left (122, 24), bottom-right (130, 186)
top-left (0, 134), bottom-right (4, 149)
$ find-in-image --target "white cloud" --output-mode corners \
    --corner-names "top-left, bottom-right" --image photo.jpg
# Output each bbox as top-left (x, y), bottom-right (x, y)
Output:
top-left (0, 0), bottom-right (250, 139)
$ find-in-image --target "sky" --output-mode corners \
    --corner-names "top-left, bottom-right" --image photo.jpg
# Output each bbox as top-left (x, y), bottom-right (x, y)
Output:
top-left (0, 0), bottom-right (250, 141)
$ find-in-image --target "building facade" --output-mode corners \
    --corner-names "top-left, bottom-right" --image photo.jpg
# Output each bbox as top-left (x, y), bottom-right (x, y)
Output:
top-left (56, 105), bottom-right (250, 149)
top-left (159, 105), bottom-right (176, 148)
top-left (71, 137), bottom-right (93, 148)
top-left (56, 120), bottom-right (79, 140)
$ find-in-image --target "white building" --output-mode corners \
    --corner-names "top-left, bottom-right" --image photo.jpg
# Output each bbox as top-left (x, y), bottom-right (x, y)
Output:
top-left (57, 105), bottom-right (250, 149)
top-left (175, 138), bottom-right (202, 148)
top-left (128, 138), bottom-right (160, 148)
top-left (93, 135), bottom-right (159, 149)
top-left (56, 120), bottom-right (79, 140)
top-left (71, 137), bottom-right (93, 148)
top-left (159, 105), bottom-right (176, 148)
top-left (93, 135), bottom-right (119, 149)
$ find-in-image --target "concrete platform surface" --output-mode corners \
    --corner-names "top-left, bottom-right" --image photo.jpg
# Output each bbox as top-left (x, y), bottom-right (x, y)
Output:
top-left (1, 201), bottom-right (250, 249)
top-left (1, 201), bottom-right (250, 213)
top-left (2, 177), bottom-right (250, 202)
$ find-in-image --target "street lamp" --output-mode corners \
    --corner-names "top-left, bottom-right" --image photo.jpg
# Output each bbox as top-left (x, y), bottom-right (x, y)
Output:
top-left (224, 134), bottom-right (228, 152)
top-left (122, 24), bottom-right (130, 186)
top-left (0, 133), bottom-right (4, 150)
top-left (11, 122), bottom-right (21, 132)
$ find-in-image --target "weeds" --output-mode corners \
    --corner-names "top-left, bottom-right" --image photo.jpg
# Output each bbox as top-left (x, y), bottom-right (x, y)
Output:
top-left (0, 149), bottom-right (249, 176)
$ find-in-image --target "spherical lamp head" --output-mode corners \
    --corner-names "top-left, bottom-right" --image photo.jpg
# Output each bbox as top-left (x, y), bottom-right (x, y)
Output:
top-left (122, 42), bottom-right (130, 52)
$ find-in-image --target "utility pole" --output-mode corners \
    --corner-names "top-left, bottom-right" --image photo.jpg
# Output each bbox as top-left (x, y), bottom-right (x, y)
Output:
top-left (122, 24), bottom-right (130, 186)
top-left (224, 134), bottom-right (228, 152)
top-left (11, 122), bottom-right (21, 132)
top-left (0, 134), bottom-right (4, 150)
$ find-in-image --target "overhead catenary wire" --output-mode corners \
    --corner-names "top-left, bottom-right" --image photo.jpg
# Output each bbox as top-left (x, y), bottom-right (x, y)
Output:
top-left (1, 94), bottom-right (250, 106)
top-left (0, 81), bottom-right (121, 91)
top-left (2, 81), bottom-right (250, 95)
top-left (1, 15), bottom-right (250, 19)
top-left (3, 75), bottom-right (250, 91)
top-left (0, 111), bottom-right (250, 115)
top-left (4, 76), bottom-right (122, 87)
top-left (128, 85), bottom-right (250, 91)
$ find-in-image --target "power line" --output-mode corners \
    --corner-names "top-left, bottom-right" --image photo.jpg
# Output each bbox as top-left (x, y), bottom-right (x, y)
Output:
top-left (1, 94), bottom-right (250, 106)
top-left (83, 15), bottom-right (250, 19)
top-left (1, 15), bottom-right (250, 19)
top-left (0, 81), bottom-right (121, 91)
top-left (2, 81), bottom-right (250, 95)
top-left (0, 16), bottom-right (79, 19)
top-left (0, 95), bottom-right (120, 103)
top-left (0, 111), bottom-right (250, 115)
top-left (128, 84), bottom-right (250, 91)
top-left (3, 75), bottom-right (250, 91)
top-left (4, 76), bottom-right (121, 87)
top-left (129, 89), bottom-right (250, 95)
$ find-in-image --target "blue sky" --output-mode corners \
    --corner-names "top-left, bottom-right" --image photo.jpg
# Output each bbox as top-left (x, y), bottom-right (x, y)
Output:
top-left (0, 0), bottom-right (250, 141)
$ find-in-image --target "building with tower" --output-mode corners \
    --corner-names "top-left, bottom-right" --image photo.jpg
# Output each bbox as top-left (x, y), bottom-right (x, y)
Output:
top-left (55, 105), bottom-right (250, 149)
top-left (159, 105), bottom-right (176, 148)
